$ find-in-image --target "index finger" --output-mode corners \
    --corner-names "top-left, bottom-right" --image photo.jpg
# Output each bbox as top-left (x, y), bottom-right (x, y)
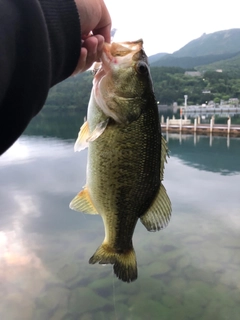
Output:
top-left (92, 1), bottom-right (112, 43)
top-left (93, 24), bottom-right (112, 43)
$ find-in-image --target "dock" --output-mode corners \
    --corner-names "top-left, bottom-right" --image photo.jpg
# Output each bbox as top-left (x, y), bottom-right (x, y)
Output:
top-left (181, 106), bottom-right (240, 114)
top-left (161, 117), bottom-right (240, 136)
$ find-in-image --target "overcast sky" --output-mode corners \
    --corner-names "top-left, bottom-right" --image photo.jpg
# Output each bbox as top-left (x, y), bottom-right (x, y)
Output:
top-left (104, 0), bottom-right (239, 56)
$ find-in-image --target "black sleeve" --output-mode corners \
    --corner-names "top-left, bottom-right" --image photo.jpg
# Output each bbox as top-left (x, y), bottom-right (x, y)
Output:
top-left (0, 0), bottom-right (81, 155)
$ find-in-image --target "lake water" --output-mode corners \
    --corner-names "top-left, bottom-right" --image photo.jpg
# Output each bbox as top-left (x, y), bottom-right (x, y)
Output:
top-left (1, 111), bottom-right (240, 320)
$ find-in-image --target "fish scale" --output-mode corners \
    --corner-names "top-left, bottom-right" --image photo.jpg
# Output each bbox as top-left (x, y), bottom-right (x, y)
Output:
top-left (70, 40), bottom-right (171, 282)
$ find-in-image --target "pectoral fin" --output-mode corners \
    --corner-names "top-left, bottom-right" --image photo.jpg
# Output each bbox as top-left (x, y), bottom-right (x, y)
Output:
top-left (69, 188), bottom-right (98, 214)
top-left (140, 184), bottom-right (171, 231)
top-left (87, 118), bottom-right (109, 142)
top-left (74, 119), bottom-right (109, 151)
top-left (74, 121), bottom-right (90, 152)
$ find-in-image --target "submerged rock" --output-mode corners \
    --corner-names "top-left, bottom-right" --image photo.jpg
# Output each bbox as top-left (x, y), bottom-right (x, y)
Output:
top-left (80, 313), bottom-right (94, 320)
top-left (68, 287), bottom-right (108, 315)
top-left (35, 286), bottom-right (70, 315)
top-left (182, 235), bottom-right (204, 244)
top-left (0, 293), bottom-right (34, 320)
top-left (57, 263), bottom-right (80, 284)
top-left (176, 254), bottom-right (191, 269)
top-left (49, 308), bottom-right (69, 320)
top-left (89, 277), bottom-right (112, 292)
top-left (147, 261), bottom-right (171, 278)
top-left (129, 299), bottom-right (171, 320)
top-left (184, 265), bottom-right (215, 284)
top-left (183, 281), bottom-right (210, 308)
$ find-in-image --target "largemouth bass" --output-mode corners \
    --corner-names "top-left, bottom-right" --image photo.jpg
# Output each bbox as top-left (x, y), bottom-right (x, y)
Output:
top-left (70, 40), bottom-right (171, 283)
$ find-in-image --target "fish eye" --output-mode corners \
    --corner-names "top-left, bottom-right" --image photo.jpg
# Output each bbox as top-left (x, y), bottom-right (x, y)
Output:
top-left (135, 61), bottom-right (148, 75)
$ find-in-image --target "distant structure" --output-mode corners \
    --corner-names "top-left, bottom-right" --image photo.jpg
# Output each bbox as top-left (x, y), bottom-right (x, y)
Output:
top-left (111, 28), bottom-right (117, 40)
top-left (185, 71), bottom-right (202, 77)
top-left (184, 95), bottom-right (188, 107)
top-left (229, 98), bottom-right (239, 105)
top-left (202, 90), bottom-right (211, 94)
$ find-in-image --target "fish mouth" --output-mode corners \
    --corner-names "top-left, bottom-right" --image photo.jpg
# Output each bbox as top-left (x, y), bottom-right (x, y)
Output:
top-left (93, 39), bottom-right (144, 80)
top-left (92, 40), bottom-right (148, 124)
top-left (102, 39), bottom-right (144, 72)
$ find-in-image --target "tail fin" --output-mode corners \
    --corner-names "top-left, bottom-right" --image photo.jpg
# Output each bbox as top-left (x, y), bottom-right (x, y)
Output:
top-left (89, 244), bottom-right (137, 283)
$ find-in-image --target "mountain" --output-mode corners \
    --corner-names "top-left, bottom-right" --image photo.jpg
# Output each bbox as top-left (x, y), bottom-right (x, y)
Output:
top-left (148, 52), bottom-right (167, 64)
top-left (196, 52), bottom-right (240, 75)
top-left (150, 51), bottom-right (239, 69)
top-left (172, 29), bottom-right (240, 57)
top-left (149, 28), bottom-right (240, 70)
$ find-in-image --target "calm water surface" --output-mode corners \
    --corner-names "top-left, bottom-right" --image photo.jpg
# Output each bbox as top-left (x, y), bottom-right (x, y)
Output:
top-left (0, 111), bottom-right (240, 320)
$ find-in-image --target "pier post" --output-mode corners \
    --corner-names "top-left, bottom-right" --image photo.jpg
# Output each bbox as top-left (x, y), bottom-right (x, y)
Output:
top-left (197, 116), bottom-right (200, 125)
top-left (227, 116), bottom-right (231, 134)
top-left (166, 117), bottom-right (169, 131)
top-left (194, 132), bottom-right (197, 146)
top-left (209, 133), bottom-right (212, 147)
top-left (194, 118), bottom-right (197, 132)
top-left (210, 118), bottom-right (213, 133)
top-left (161, 115), bottom-right (164, 124)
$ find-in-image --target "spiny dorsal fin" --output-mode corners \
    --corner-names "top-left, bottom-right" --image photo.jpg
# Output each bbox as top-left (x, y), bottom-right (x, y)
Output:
top-left (69, 188), bottom-right (98, 214)
top-left (87, 118), bottom-right (109, 142)
top-left (160, 135), bottom-right (170, 181)
top-left (74, 121), bottom-right (90, 152)
top-left (140, 184), bottom-right (171, 231)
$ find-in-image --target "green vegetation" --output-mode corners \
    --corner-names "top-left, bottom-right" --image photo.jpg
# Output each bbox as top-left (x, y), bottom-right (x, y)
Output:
top-left (151, 52), bottom-right (240, 69)
top-left (196, 53), bottom-right (240, 77)
top-left (151, 67), bottom-right (240, 105)
top-left (43, 28), bottom-right (240, 110)
top-left (44, 67), bottom-right (240, 110)
top-left (44, 72), bottom-right (92, 111)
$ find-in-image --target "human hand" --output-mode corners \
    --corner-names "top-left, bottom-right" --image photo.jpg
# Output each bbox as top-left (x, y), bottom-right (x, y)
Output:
top-left (73, 0), bottom-right (111, 74)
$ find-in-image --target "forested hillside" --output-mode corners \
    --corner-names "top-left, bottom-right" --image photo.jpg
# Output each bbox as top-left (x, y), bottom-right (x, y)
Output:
top-left (44, 67), bottom-right (240, 110)
top-left (42, 28), bottom-right (240, 110)
top-left (151, 67), bottom-right (240, 105)
top-left (150, 51), bottom-right (240, 69)
top-left (196, 53), bottom-right (240, 76)
top-left (44, 72), bottom-right (92, 112)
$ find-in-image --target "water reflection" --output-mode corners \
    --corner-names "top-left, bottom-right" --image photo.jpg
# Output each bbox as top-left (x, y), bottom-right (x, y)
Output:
top-left (165, 133), bottom-right (240, 175)
top-left (0, 118), bottom-right (240, 319)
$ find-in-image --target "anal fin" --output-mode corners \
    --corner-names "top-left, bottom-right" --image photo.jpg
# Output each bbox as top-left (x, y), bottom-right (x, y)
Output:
top-left (140, 184), bottom-right (171, 231)
top-left (69, 187), bottom-right (98, 214)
